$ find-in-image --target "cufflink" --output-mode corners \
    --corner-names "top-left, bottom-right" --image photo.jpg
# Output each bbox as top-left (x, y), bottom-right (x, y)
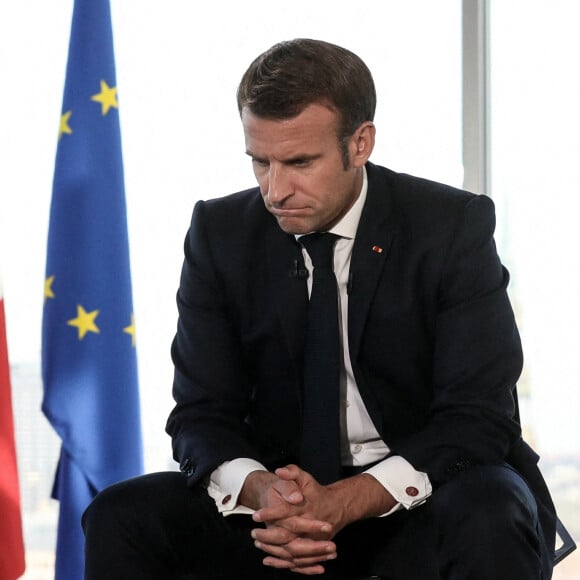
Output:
top-left (221, 494), bottom-right (232, 505)
top-left (405, 486), bottom-right (419, 497)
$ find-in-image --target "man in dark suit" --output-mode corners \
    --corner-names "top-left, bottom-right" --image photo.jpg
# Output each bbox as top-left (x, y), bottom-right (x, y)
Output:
top-left (83, 38), bottom-right (556, 579)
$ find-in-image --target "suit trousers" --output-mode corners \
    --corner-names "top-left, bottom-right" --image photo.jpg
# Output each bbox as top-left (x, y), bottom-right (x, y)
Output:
top-left (82, 465), bottom-right (551, 580)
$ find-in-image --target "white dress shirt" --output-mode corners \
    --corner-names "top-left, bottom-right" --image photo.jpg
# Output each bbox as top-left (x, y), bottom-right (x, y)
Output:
top-left (207, 167), bottom-right (431, 516)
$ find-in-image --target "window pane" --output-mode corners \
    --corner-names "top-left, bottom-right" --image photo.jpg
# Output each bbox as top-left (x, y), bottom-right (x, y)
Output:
top-left (491, 1), bottom-right (580, 574)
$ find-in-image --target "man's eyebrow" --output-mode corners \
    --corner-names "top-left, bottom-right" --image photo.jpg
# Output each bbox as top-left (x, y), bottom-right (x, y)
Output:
top-left (245, 150), bottom-right (265, 161)
top-left (245, 150), bottom-right (321, 164)
top-left (283, 153), bottom-right (321, 164)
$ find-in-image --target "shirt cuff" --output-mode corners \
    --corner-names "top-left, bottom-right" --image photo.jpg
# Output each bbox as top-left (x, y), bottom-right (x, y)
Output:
top-left (364, 455), bottom-right (432, 516)
top-left (206, 458), bottom-right (268, 516)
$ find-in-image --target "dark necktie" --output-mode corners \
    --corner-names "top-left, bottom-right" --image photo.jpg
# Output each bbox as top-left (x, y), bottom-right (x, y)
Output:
top-left (299, 232), bottom-right (341, 485)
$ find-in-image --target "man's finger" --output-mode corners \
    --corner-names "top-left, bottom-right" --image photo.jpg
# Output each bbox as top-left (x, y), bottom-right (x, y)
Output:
top-left (255, 514), bottom-right (333, 539)
top-left (262, 556), bottom-right (331, 575)
top-left (252, 526), bottom-right (297, 546)
top-left (279, 516), bottom-right (333, 537)
top-left (256, 536), bottom-right (336, 559)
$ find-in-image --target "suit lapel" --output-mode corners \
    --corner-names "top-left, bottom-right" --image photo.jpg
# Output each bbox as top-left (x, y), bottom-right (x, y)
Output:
top-left (348, 165), bottom-right (397, 361)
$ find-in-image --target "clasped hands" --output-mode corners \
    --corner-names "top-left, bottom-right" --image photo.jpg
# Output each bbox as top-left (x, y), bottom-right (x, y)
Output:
top-left (243, 464), bottom-right (395, 575)
top-left (248, 464), bottom-right (344, 575)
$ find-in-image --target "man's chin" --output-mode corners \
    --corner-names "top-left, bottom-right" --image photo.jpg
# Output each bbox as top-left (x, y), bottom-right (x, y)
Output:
top-left (275, 216), bottom-right (314, 236)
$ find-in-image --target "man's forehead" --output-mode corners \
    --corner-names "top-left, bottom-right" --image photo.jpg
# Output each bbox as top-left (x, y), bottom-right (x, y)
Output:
top-left (240, 100), bottom-right (337, 121)
top-left (242, 104), bottom-right (340, 146)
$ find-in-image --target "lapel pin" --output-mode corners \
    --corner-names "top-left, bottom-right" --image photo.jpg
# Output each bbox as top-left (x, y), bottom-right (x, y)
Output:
top-left (372, 245), bottom-right (383, 254)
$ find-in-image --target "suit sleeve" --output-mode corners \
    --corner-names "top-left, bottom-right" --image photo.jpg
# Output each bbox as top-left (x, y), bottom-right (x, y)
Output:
top-left (394, 194), bottom-right (523, 485)
top-left (165, 200), bottom-right (261, 485)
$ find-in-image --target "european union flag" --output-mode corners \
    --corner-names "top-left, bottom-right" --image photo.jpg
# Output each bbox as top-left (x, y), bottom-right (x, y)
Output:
top-left (42, 0), bottom-right (144, 577)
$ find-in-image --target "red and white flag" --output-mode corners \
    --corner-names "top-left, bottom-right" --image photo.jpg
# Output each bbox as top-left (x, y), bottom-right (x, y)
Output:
top-left (0, 277), bottom-right (25, 579)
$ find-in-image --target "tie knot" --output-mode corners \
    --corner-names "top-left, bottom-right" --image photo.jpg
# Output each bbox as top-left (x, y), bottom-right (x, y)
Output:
top-left (300, 233), bottom-right (339, 268)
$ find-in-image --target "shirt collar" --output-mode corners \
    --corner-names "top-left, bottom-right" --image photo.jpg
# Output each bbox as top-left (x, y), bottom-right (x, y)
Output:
top-left (328, 166), bottom-right (367, 240)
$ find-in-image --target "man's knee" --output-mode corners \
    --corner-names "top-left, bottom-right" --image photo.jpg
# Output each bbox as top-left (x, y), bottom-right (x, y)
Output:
top-left (83, 476), bottom-right (138, 537)
top-left (428, 465), bottom-right (549, 578)
top-left (433, 466), bottom-right (537, 520)
top-left (433, 464), bottom-right (538, 529)
top-left (83, 471), bottom-right (188, 538)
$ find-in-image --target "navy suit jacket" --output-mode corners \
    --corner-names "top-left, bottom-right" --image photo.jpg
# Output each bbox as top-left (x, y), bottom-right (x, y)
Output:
top-left (166, 161), bottom-right (555, 546)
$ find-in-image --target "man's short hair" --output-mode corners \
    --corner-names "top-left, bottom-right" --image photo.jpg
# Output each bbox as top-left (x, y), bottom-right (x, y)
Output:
top-left (237, 38), bottom-right (376, 143)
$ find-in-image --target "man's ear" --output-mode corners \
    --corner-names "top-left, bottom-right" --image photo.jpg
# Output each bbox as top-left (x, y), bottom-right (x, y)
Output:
top-left (350, 122), bottom-right (376, 168)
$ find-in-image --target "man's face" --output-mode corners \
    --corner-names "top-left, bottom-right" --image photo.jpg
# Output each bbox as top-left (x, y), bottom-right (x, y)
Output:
top-left (242, 104), bottom-right (370, 234)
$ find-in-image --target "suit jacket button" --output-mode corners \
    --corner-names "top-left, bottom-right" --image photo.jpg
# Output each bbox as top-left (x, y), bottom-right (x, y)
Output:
top-left (406, 486), bottom-right (419, 497)
top-left (180, 459), bottom-right (195, 477)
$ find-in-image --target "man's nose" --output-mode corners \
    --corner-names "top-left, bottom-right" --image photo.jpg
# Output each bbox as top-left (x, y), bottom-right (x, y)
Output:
top-left (267, 165), bottom-right (292, 206)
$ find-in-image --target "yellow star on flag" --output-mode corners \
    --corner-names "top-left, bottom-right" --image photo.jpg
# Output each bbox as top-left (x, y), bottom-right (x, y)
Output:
top-left (44, 275), bottom-right (56, 300)
top-left (59, 111), bottom-right (73, 140)
top-left (123, 313), bottom-right (136, 347)
top-left (67, 305), bottom-right (100, 340)
top-left (91, 80), bottom-right (118, 115)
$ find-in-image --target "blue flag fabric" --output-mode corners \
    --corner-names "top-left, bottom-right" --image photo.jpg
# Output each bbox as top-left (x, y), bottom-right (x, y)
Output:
top-left (42, 0), bottom-right (144, 577)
